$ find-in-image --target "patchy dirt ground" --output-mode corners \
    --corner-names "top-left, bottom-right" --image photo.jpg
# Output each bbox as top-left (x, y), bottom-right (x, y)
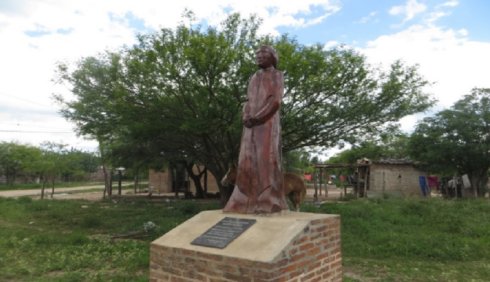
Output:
top-left (0, 183), bottom-right (141, 201)
top-left (0, 185), bottom-right (105, 198)
top-left (0, 182), bottom-right (348, 203)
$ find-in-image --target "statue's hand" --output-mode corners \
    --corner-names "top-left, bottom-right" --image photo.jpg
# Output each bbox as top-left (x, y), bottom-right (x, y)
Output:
top-left (244, 119), bottom-right (254, 128)
top-left (244, 117), bottom-right (260, 128)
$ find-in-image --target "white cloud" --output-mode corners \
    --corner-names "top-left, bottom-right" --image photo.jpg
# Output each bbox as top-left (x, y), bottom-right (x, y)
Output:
top-left (389, 0), bottom-right (427, 23)
top-left (427, 0), bottom-right (459, 24)
top-left (361, 24), bottom-right (490, 131)
top-left (357, 11), bottom-right (378, 24)
top-left (324, 40), bottom-right (339, 49)
top-left (0, 0), bottom-right (339, 150)
top-left (439, 0), bottom-right (459, 8)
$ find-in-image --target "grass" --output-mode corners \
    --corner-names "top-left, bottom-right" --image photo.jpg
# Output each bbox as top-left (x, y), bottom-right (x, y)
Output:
top-left (0, 196), bottom-right (489, 281)
top-left (303, 197), bottom-right (490, 281)
top-left (0, 196), bottom-right (219, 281)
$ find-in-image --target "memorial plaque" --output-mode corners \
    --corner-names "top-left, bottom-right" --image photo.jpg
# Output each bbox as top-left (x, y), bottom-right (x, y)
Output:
top-left (191, 217), bottom-right (256, 249)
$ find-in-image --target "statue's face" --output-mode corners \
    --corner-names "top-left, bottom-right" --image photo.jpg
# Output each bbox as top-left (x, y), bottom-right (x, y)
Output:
top-left (256, 48), bottom-right (274, 69)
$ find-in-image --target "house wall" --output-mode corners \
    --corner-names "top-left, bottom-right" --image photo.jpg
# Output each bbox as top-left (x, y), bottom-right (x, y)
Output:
top-left (369, 164), bottom-right (426, 197)
top-left (149, 167), bottom-right (219, 195)
top-left (149, 169), bottom-right (172, 193)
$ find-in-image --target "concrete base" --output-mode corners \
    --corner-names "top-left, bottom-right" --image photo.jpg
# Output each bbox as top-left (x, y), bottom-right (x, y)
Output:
top-left (150, 210), bottom-right (342, 281)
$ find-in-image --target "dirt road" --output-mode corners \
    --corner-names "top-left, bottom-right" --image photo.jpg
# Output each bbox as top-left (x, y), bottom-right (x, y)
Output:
top-left (0, 182), bottom-right (345, 202)
top-left (0, 185), bottom-right (106, 198)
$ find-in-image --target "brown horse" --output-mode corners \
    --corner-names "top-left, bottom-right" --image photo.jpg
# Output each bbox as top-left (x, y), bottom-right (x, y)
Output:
top-left (221, 166), bottom-right (307, 211)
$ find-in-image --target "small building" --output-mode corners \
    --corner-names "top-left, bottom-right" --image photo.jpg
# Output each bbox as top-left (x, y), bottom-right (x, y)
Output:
top-left (149, 164), bottom-right (219, 196)
top-left (368, 159), bottom-right (427, 197)
top-left (314, 158), bottom-right (428, 198)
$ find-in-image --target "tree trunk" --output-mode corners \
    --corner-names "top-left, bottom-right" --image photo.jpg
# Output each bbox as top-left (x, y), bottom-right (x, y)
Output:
top-left (204, 168), bottom-right (208, 195)
top-left (469, 170), bottom-right (488, 198)
top-left (41, 179), bottom-right (46, 200)
top-left (186, 163), bottom-right (206, 199)
top-left (102, 165), bottom-right (112, 198)
top-left (207, 161), bottom-right (245, 207)
top-left (7, 168), bottom-right (17, 187)
top-left (134, 167), bottom-right (139, 194)
top-left (50, 178), bottom-right (55, 198)
top-left (219, 183), bottom-right (234, 207)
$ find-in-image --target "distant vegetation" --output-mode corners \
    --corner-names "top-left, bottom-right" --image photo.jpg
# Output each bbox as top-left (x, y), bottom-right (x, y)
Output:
top-left (0, 142), bottom-right (100, 189)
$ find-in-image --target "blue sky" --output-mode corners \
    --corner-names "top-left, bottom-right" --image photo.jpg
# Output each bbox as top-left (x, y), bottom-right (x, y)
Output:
top-left (0, 0), bottom-right (489, 154)
top-left (279, 1), bottom-right (489, 44)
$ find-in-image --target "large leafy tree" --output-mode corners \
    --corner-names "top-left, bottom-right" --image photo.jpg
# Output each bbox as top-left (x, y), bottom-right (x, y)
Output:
top-left (56, 13), bottom-right (432, 204)
top-left (409, 88), bottom-right (490, 197)
top-left (55, 53), bottom-right (127, 195)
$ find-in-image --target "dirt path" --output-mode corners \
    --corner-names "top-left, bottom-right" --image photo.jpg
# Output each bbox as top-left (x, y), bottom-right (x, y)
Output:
top-left (0, 182), bottom-right (154, 201)
top-left (1, 182), bottom-right (346, 202)
top-left (0, 185), bottom-right (106, 198)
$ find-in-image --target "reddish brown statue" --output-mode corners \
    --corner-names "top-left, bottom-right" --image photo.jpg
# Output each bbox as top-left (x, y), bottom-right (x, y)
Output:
top-left (223, 46), bottom-right (288, 214)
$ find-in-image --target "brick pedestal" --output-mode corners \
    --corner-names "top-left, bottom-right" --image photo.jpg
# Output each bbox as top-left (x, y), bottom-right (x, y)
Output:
top-left (150, 210), bottom-right (341, 282)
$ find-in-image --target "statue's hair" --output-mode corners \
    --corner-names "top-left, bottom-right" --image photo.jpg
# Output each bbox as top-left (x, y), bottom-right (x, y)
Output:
top-left (257, 45), bottom-right (278, 68)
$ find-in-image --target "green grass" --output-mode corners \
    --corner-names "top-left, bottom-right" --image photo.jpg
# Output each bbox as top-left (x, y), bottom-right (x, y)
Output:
top-left (0, 196), bottom-right (220, 281)
top-left (1, 196), bottom-right (489, 281)
top-left (303, 198), bottom-right (490, 281)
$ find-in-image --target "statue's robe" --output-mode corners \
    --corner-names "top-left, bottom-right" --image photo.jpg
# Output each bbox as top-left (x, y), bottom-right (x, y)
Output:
top-left (224, 67), bottom-right (288, 213)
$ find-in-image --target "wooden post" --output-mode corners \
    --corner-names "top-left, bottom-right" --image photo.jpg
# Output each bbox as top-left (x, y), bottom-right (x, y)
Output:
top-left (313, 169), bottom-right (318, 201)
top-left (325, 169), bottom-right (328, 198)
top-left (356, 169), bottom-right (360, 198)
top-left (362, 166), bottom-right (368, 198)
top-left (319, 168), bottom-right (323, 196)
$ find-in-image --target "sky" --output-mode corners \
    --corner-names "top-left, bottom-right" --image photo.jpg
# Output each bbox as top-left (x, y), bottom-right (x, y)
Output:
top-left (1, 0), bottom-right (489, 153)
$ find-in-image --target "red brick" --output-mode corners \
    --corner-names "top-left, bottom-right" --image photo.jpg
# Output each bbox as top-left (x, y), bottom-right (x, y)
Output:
top-left (287, 270), bottom-right (303, 280)
top-left (180, 249), bottom-right (195, 256)
top-left (291, 252), bottom-right (306, 262)
top-left (306, 261), bottom-right (321, 272)
top-left (305, 247), bottom-right (321, 257)
top-left (310, 232), bottom-right (323, 241)
top-left (288, 247), bottom-right (300, 256)
top-left (300, 271), bottom-right (315, 281)
top-left (299, 242), bottom-right (314, 251)
top-left (313, 225), bottom-right (327, 233)
top-left (208, 278), bottom-right (230, 282)
top-left (223, 272), bottom-right (252, 282)
top-left (294, 236), bottom-right (309, 246)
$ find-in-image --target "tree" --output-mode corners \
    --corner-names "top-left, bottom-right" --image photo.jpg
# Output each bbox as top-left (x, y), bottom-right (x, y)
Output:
top-left (55, 52), bottom-right (127, 197)
top-left (37, 143), bottom-right (61, 199)
top-left (283, 149), bottom-right (314, 174)
top-left (56, 13), bottom-right (432, 205)
top-left (328, 125), bottom-right (411, 164)
top-left (409, 88), bottom-right (490, 197)
top-left (0, 142), bottom-right (41, 186)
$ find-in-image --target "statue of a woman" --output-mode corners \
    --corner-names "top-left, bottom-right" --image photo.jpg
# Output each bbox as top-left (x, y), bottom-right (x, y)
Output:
top-left (224, 46), bottom-right (288, 214)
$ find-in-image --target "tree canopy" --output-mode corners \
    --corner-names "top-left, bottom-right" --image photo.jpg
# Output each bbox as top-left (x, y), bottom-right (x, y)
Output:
top-left (55, 13), bottom-right (432, 202)
top-left (327, 125), bottom-right (411, 164)
top-left (409, 88), bottom-right (490, 197)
